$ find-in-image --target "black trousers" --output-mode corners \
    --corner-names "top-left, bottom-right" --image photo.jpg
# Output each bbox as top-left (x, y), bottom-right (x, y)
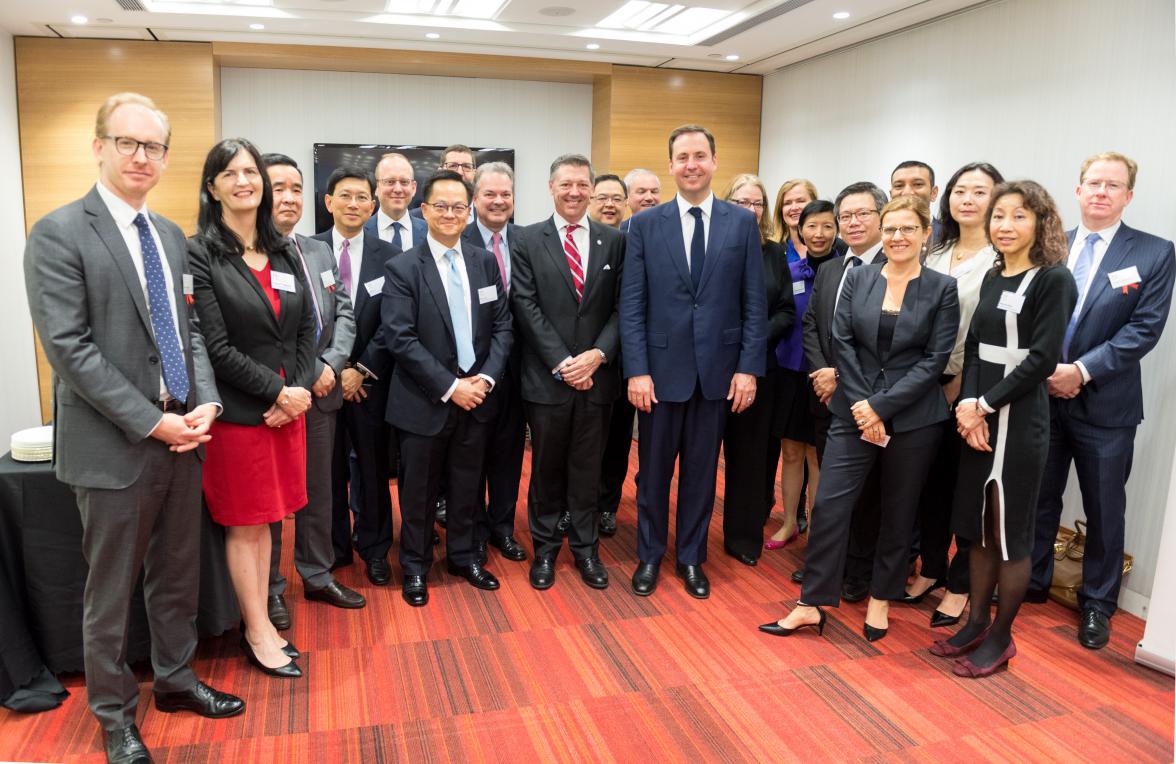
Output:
top-left (598, 396), bottom-right (635, 514)
top-left (476, 374), bottom-right (527, 543)
top-left (915, 415), bottom-right (970, 593)
top-left (331, 389), bottom-right (393, 564)
top-left (396, 408), bottom-right (489, 576)
top-left (526, 395), bottom-right (610, 560)
top-left (722, 374), bottom-right (774, 557)
top-left (800, 417), bottom-right (941, 606)
top-left (812, 407), bottom-right (880, 582)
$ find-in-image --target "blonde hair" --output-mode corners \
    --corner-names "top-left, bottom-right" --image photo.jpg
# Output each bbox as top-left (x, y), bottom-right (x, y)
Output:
top-left (95, 92), bottom-right (170, 143)
top-left (772, 179), bottom-right (818, 242)
top-left (723, 173), bottom-right (773, 244)
top-left (1079, 151), bottom-right (1138, 190)
top-left (879, 195), bottom-right (931, 229)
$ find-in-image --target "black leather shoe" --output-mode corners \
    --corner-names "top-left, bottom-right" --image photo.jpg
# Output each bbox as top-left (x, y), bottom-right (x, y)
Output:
top-left (797, 506), bottom-right (808, 534)
top-left (556, 510), bottom-right (572, 536)
top-left (240, 638), bottom-right (301, 678)
top-left (1078, 608), bottom-right (1111, 649)
top-left (676, 563), bottom-right (710, 599)
top-left (267, 594), bottom-right (291, 631)
top-left (530, 557), bottom-right (556, 590)
top-left (631, 562), bottom-right (660, 596)
top-left (435, 496), bottom-right (447, 528)
top-left (447, 561), bottom-right (500, 590)
top-left (863, 622), bottom-right (888, 642)
top-left (576, 556), bottom-right (610, 589)
top-left (402, 575), bottom-right (429, 606)
top-left (154, 681), bottom-right (245, 718)
top-left (305, 581), bottom-right (366, 609)
top-left (842, 578), bottom-right (869, 603)
top-left (790, 567), bottom-right (805, 584)
top-left (599, 511), bottom-right (617, 536)
top-left (475, 540), bottom-right (489, 566)
top-left (432, 530), bottom-right (441, 546)
top-left (900, 578), bottom-right (945, 605)
top-left (724, 545), bottom-right (758, 566)
top-left (105, 724), bottom-right (153, 764)
top-left (365, 558), bottom-right (392, 586)
top-left (490, 534), bottom-right (528, 561)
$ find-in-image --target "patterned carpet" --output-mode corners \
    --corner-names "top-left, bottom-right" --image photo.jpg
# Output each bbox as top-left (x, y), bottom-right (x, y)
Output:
top-left (1, 444), bottom-right (1172, 763)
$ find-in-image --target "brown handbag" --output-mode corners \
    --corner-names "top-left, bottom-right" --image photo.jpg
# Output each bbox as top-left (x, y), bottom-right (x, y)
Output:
top-left (1049, 520), bottom-right (1134, 609)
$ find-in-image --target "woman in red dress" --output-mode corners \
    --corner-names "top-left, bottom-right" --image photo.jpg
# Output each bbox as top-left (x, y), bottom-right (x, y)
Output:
top-left (189, 138), bottom-right (316, 678)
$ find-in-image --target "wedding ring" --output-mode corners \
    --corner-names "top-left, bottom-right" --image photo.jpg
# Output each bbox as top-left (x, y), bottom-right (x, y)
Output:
top-left (857, 418), bottom-right (865, 425)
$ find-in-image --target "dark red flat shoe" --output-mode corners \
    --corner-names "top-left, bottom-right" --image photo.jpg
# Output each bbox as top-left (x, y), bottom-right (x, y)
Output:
top-left (929, 626), bottom-right (991, 658)
top-left (952, 638), bottom-right (1016, 678)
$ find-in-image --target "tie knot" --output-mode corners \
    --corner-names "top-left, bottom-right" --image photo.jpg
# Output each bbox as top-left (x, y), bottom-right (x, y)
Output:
top-left (849, 256), bottom-right (862, 267)
top-left (492, 231), bottom-right (502, 244)
top-left (341, 238), bottom-right (350, 252)
top-left (1086, 232), bottom-right (1101, 245)
top-left (445, 248), bottom-right (458, 264)
top-left (133, 212), bottom-right (149, 230)
top-left (392, 221), bottom-right (403, 232)
top-left (688, 207), bottom-right (703, 220)
top-left (565, 224), bottom-right (579, 235)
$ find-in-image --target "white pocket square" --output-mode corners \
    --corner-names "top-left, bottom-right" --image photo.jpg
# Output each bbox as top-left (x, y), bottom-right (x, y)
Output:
top-left (603, 264), bottom-right (612, 271)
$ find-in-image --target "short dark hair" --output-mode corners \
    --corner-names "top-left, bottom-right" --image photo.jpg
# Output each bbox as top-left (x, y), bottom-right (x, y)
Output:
top-left (548, 153), bottom-right (594, 183)
top-left (422, 170), bottom-right (473, 204)
top-left (261, 152), bottom-right (300, 177)
top-left (441, 144), bottom-right (474, 162)
top-left (798, 199), bottom-right (836, 232)
top-left (834, 182), bottom-right (888, 219)
top-left (594, 173), bottom-right (627, 196)
top-left (326, 166), bottom-right (375, 196)
top-left (891, 160), bottom-right (936, 187)
top-left (668, 124), bottom-right (716, 159)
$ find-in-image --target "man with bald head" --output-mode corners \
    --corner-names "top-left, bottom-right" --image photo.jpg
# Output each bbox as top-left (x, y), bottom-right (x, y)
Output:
top-left (367, 152), bottom-right (428, 251)
top-left (621, 168), bottom-right (661, 232)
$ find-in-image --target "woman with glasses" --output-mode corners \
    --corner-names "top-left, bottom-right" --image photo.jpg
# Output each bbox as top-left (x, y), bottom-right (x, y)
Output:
top-left (719, 174), bottom-right (795, 564)
top-left (937, 181), bottom-right (1076, 677)
top-left (760, 196), bottom-right (959, 642)
top-left (905, 163), bottom-right (1005, 627)
top-left (188, 139), bottom-right (316, 678)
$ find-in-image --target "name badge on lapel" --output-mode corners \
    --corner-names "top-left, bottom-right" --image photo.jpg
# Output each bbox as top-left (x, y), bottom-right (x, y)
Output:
top-left (271, 271), bottom-right (297, 293)
top-left (997, 291), bottom-right (1025, 314)
top-left (320, 270), bottom-right (335, 292)
top-left (478, 285), bottom-right (497, 304)
top-left (792, 281), bottom-right (806, 296)
top-left (1108, 266), bottom-right (1142, 292)
top-left (364, 276), bottom-right (385, 296)
top-left (182, 274), bottom-right (194, 304)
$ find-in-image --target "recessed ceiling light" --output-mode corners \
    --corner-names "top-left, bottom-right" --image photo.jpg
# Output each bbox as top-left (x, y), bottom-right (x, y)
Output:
top-left (70, 15), bottom-right (88, 24)
top-left (586, 43), bottom-right (600, 50)
top-left (833, 11), bottom-right (850, 19)
top-left (249, 22), bottom-right (265, 29)
top-left (426, 32), bottom-right (440, 39)
top-left (724, 54), bottom-right (739, 61)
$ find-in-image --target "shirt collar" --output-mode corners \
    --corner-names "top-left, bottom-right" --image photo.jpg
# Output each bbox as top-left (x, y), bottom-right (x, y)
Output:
top-left (854, 241), bottom-right (884, 264)
top-left (553, 212), bottom-right (588, 233)
top-left (477, 219), bottom-right (507, 247)
top-left (1076, 219), bottom-right (1122, 246)
top-left (427, 235), bottom-right (463, 264)
top-left (676, 192), bottom-right (714, 219)
top-left (335, 228), bottom-right (363, 251)
top-left (95, 180), bottom-right (148, 229)
top-left (378, 207), bottom-right (410, 231)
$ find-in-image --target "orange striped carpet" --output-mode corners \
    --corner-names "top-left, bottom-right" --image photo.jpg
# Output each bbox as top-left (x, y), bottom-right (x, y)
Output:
top-left (1, 444), bottom-right (1172, 762)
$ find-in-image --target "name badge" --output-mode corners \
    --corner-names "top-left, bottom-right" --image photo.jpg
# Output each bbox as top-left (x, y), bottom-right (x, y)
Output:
top-left (182, 274), bottom-right (194, 295)
top-left (364, 276), bottom-right (385, 296)
top-left (792, 281), bottom-right (806, 296)
top-left (270, 271), bottom-right (297, 293)
top-left (997, 290), bottom-right (1025, 314)
top-left (478, 285), bottom-right (497, 304)
top-left (1108, 266), bottom-right (1142, 289)
top-left (320, 270), bottom-right (334, 289)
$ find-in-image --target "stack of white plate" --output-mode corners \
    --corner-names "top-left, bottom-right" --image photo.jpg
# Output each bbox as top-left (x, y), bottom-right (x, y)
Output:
top-left (11, 425), bottom-right (53, 462)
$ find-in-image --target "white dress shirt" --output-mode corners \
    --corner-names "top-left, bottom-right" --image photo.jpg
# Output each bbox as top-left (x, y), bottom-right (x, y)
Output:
top-left (553, 211), bottom-right (590, 273)
top-left (333, 228), bottom-right (364, 296)
top-left (925, 243), bottom-right (998, 376)
top-left (376, 207), bottom-right (415, 251)
top-left (676, 193), bottom-right (713, 270)
top-left (833, 241), bottom-right (885, 317)
top-left (1067, 220), bottom-right (1121, 382)
top-left (426, 235), bottom-right (495, 400)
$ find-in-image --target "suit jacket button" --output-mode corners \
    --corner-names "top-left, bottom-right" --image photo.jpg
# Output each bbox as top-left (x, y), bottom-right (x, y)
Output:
top-left (148, 356), bottom-right (159, 365)
top-left (693, 303), bottom-right (699, 309)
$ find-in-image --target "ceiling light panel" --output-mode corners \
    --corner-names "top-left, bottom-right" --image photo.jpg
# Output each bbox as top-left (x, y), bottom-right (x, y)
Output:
top-left (652, 5), bottom-right (727, 34)
top-left (384, 0), bottom-right (509, 18)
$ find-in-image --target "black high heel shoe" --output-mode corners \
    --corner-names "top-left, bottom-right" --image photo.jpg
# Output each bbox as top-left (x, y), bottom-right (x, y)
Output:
top-left (759, 606), bottom-right (826, 637)
top-left (239, 624), bottom-right (299, 658)
top-left (239, 636), bottom-right (302, 678)
top-left (900, 578), bottom-right (946, 605)
top-left (863, 622), bottom-right (887, 642)
top-left (931, 610), bottom-right (961, 628)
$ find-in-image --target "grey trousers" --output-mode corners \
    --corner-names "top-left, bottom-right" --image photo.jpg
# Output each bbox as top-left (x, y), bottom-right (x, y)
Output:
top-left (73, 443), bottom-right (201, 731)
top-left (270, 403), bottom-right (336, 595)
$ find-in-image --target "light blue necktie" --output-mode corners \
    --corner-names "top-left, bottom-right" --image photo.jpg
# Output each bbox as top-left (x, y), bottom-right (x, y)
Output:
top-left (444, 249), bottom-right (475, 372)
top-left (133, 213), bottom-right (189, 403)
top-left (1062, 232), bottom-right (1101, 360)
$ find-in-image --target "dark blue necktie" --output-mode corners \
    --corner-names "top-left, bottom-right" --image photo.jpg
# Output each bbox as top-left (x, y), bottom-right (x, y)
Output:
top-left (688, 207), bottom-right (705, 292)
top-left (133, 213), bottom-right (189, 403)
top-left (391, 221), bottom-right (403, 251)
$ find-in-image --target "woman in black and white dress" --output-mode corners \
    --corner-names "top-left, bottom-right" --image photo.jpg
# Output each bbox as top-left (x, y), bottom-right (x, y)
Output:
top-left (934, 181), bottom-right (1077, 677)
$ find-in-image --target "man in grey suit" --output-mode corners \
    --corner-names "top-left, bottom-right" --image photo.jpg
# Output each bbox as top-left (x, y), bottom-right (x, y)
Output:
top-left (264, 154), bottom-right (365, 629)
top-left (23, 93), bottom-right (243, 764)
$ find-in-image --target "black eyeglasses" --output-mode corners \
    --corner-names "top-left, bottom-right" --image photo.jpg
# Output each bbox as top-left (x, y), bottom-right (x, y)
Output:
top-left (102, 135), bottom-right (168, 161)
top-left (427, 202), bottom-right (471, 216)
top-left (442, 162), bottom-right (475, 172)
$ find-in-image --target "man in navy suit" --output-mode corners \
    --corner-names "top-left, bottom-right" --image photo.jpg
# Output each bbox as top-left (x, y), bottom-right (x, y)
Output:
top-left (462, 161), bottom-right (528, 563)
top-left (314, 168), bottom-right (400, 586)
top-left (619, 125), bottom-right (767, 598)
top-left (381, 171), bottom-right (513, 606)
top-left (1031, 152), bottom-right (1175, 649)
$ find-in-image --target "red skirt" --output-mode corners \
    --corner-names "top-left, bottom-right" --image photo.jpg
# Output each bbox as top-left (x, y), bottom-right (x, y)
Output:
top-left (203, 417), bottom-right (307, 526)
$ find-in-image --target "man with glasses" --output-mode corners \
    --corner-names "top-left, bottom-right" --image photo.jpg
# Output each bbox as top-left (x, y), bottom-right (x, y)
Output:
top-left (461, 162), bottom-right (528, 564)
top-left (313, 168), bottom-right (400, 586)
top-left (1030, 152), bottom-right (1174, 649)
top-left (589, 174), bottom-right (627, 229)
top-left (890, 160), bottom-right (941, 242)
top-left (24, 92), bottom-right (243, 764)
top-left (411, 144), bottom-right (479, 225)
top-left (381, 171), bottom-right (513, 606)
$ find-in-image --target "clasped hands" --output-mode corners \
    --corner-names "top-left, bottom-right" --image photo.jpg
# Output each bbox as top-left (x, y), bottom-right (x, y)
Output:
top-left (450, 376), bottom-right (492, 411)
top-left (150, 402), bottom-right (220, 453)
top-left (1047, 363), bottom-right (1084, 399)
top-left (809, 367), bottom-right (837, 403)
top-left (955, 401), bottom-right (992, 452)
top-left (850, 399), bottom-right (886, 444)
top-left (557, 349), bottom-right (603, 391)
top-left (263, 386), bottom-right (312, 428)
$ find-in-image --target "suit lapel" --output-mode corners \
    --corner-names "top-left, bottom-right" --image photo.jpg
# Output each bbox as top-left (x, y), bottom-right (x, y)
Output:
top-left (227, 254), bottom-right (281, 329)
top-left (542, 219), bottom-right (580, 300)
top-left (420, 247), bottom-right (457, 349)
top-left (697, 200), bottom-right (732, 294)
top-left (295, 235), bottom-right (328, 326)
top-left (661, 203), bottom-right (693, 292)
top-left (86, 192), bottom-right (155, 342)
top-left (1076, 225), bottom-right (1136, 330)
top-left (579, 220), bottom-right (610, 306)
top-left (465, 252), bottom-right (486, 350)
top-left (860, 268), bottom-right (885, 359)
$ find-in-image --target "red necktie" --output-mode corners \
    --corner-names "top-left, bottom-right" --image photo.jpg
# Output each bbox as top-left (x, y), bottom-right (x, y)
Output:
top-left (564, 224), bottom-right (584, 302)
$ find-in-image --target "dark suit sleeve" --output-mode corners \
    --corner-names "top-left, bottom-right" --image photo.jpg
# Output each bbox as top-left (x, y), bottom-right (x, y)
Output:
top-left (737, 219), bottom-right (768, 377)
top-left (169, 223), bottom-right (219, 409)
top-left (803, 266), bottom-right (832, 369)
top-left (24, 214), bottom-right (162, 441)
top-left (1076, 239), bottom-right (1175, 382)
top-left (289, 251), bottom-right (318, 389)
top-left (591, 235), bottom-right (625, 362)
top-left (983, 266), bottom-right (1077, 410)
top-left (320, 252), bottom-right (355, 375)
top-left (765, 245), bottom-right (796, 349)
top-left (481, 254), bottom-right (513, 384)
top-left (188, 239), bottom-right (285, 404)
top-left (619, 216), bottom-right (650, 379)
top-left (868, 278), bottom-right (959, 421)
top-left (509, 230), bottom-right (573, 370)
top-left (380, 257), bottom-right (457, 401)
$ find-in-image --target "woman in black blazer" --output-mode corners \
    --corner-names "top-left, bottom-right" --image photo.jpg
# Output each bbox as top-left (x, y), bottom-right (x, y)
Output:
top-left (189, 138), bottom-right (316, 678)
top-left (720, 174), bottom-right (796, 564)
top-left (760, 196), bottom-right (959, 641)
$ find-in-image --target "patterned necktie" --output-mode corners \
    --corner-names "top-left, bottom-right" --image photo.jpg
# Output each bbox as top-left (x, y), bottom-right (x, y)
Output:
top-left (291, 236), bottom-right (322, 341)
top-left (688, 207), bottom-right (705, 292)
top-left (133, 213), bottom-right (189, 403)
top-left (444, 249), bottom-right (476, 372)
top-left (338, 238), bottom-right (352, 295)
top-left (492, 231), bottom-right (508, 294)
top-left (1062, 232), bottom-right (1102, 360)
top-left (391, 221), bottom-right (403, 252)
top-left (564, 224), bottom-right (584, 301)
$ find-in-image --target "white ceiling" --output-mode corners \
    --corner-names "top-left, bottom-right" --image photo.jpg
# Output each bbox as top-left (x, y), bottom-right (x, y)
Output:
top-left (0, 0), bottom-right (989, 75)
